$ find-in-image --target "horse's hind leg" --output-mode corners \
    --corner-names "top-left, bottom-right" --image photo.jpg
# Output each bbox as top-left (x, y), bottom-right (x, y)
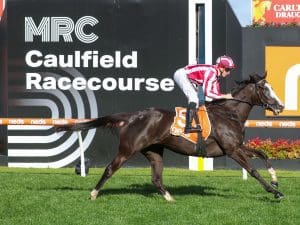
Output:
top-left (229, 147), bottom-right (284, 199)
top-left (90, 148), bottom-right (135, 200)
top-left (142, 146), bottom-right (174, 202)
top-left (242, 145), bottom-right (278, 188)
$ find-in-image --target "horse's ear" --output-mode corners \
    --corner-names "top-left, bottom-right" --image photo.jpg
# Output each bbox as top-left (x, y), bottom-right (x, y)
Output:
top-left (263, 71), bottom-right (267, 79)
top-left (249, 74), bottom-right (258, 82)
top-left (249, 73), bottom-right (264, 83)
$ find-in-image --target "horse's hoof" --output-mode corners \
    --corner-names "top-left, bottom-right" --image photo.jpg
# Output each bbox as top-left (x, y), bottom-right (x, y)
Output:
top-left (90, 189), bottom-right (99, 201)
top-left (163, 191), bottom-right (175, 202)
top-left (90, 195), bottom-right (97, 201)
top-left (271, 181), bottom-right (279, 188)
top-left (274, 192), bottom-right (284, 200)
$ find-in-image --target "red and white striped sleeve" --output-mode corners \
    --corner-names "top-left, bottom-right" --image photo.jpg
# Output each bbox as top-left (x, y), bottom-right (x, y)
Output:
top-left (203, 69), bottom-right (222, 100)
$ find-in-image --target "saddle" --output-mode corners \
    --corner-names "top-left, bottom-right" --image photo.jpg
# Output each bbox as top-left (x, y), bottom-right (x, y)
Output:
top-left (170, 105), bottom-right (211, 144)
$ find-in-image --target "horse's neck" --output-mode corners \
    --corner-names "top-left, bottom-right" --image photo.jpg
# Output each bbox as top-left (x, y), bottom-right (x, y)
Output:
top-left (230, 86), bottom-right (255, 122)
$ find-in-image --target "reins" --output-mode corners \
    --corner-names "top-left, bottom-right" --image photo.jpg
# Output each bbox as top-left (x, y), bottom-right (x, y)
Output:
top-left (228, 98), bottom-right (253, 106)
top-left (229, 98), bottom-right (278, 110)
top-left (210, 78), bottom-right (278, 111)
top-left (228, 82), bottom-right (278, 110)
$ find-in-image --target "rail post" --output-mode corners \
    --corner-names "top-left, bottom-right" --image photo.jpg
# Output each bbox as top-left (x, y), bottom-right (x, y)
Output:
top-left (77, 131), bottom-right (86, 177)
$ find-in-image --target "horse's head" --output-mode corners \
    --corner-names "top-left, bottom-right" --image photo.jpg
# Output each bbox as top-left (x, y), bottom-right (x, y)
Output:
top-left (232, 72), bottom-right (284, 115)
top-left (250, 73), bottom-right (284, 115)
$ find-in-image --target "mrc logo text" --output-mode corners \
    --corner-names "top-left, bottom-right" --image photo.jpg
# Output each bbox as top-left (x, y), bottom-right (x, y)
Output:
top-left (24, 16), bottom-right (99, 44)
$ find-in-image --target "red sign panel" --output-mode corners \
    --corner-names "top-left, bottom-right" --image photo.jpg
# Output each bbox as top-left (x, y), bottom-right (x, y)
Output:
top-left (253, 0), bottom-right (300, 24)
top-left (0, 0), bottom-right (4, 19)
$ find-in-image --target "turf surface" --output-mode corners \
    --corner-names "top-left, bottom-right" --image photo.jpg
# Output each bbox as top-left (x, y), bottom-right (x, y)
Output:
top-left (0, 167), bottom-right (299, 225)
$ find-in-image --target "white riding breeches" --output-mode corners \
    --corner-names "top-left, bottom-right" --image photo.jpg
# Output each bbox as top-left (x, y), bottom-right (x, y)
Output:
top-left (173, 68), bottom-right (199, 107)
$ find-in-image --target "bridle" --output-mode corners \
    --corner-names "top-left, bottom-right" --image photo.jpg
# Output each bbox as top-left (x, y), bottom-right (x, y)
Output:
top-left (229, 81), bottom-right (279, 110)
top-left (254, 81), bottom-right (280, 110)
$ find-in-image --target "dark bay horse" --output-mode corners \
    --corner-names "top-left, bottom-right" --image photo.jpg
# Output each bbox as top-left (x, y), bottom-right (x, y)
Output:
top-left (58, 73), bottom-right (285, 201)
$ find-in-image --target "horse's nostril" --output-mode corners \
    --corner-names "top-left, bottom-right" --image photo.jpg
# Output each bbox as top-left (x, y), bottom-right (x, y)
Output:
top-left (280, 104), bottom-right (285, 111)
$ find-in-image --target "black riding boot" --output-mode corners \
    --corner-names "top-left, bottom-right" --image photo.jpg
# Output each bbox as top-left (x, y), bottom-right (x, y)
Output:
top-left (194, 108), bottom-right (207, 156)
top-left (184, 102), bottom-right (201, 133)
top-left (195, 133), bottom-right (207, 156)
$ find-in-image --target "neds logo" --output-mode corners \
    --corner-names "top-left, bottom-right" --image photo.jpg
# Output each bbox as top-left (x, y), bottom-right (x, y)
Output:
top-left (25, 16), bottom-right (99, 43)
top-left (266, 46), bottom-right (300, 116)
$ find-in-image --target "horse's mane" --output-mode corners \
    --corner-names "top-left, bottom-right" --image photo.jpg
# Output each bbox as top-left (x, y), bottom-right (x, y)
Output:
top-left (207, 73), bottom-right (265, 106)
top-left (231, 73), bottom-right (265, 95)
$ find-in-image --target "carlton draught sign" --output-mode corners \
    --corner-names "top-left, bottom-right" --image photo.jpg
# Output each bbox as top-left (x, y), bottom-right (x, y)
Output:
top-left (6, 0), bottom-right (188, 167)
top-left (253, 0), bottom-right (300, 24)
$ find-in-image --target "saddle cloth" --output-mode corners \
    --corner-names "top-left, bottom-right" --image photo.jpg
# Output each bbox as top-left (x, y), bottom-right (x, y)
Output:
top-left (170, 106), bottom-right (211, 144)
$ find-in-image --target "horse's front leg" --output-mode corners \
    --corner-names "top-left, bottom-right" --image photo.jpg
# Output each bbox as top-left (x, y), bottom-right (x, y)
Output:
top-left (242, 145), bottom-right (279, 188)
top-left (229, 147), bottom-right (284, 199)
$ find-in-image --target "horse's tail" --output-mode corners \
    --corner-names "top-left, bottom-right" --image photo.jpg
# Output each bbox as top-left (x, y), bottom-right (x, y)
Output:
top-left (56, 114), bottom-right (129, 132)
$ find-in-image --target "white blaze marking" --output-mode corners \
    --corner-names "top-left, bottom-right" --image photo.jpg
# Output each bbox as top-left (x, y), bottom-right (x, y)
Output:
top-left (265, 83), bottom-right (283, 106)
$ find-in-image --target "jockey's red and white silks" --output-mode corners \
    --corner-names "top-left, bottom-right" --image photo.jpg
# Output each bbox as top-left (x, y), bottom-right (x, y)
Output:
top-left (173, 65), bottom-right (222, 104)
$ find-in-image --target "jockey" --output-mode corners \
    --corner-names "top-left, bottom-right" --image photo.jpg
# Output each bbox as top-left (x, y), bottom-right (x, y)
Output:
top-left (173, 55), bottom-right (235, 134)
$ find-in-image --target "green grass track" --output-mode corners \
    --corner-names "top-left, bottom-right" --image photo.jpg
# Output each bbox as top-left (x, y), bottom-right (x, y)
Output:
top-left (0, 167), bottom-right (299, 225)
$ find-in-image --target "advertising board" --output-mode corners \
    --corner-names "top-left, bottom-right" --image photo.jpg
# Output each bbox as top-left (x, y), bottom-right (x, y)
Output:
top-left (265, 46), bottom-right (300, 117)
top-left (7, 0), bottom-right (188, 167)
top-left (253, 0), bottom-right (300, 24)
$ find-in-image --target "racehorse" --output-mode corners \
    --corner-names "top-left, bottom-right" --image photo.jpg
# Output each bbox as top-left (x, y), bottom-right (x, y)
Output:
top-left (57, 73), bottom-right (285, 201)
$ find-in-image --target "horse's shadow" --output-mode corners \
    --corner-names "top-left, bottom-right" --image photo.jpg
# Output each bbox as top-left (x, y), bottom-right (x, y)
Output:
top-left (29, 183), bottom-right (282, 202)
top-left (47, 183), bottom-right (234, 199)
top-left (99, 184), bottom-right (282, 202)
